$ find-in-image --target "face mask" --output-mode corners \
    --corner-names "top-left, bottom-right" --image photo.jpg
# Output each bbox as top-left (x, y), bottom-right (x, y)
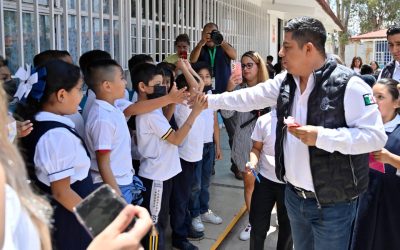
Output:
top-left (147, 85), bottom-right (167, 99)
top-left (7, 119), bottom-right (17, 143)
top-left (203, 85), bottom-right (213, 93)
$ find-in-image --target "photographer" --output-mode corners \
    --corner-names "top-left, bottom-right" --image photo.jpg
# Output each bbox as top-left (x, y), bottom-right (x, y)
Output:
top-left (190, 23), bottom-right (239, 179)
top-left (190, 23), bottom-right (236, 94)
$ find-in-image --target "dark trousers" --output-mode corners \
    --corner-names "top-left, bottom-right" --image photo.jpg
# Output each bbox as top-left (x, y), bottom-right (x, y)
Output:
top-left (140, 176), bottom-right (173, 250)
top-left (220, 113), bottom-right (237, 169)
top-left (170, 158), bottom-right (197, 244)
top-left (249, 175), bottom-right (293, 250)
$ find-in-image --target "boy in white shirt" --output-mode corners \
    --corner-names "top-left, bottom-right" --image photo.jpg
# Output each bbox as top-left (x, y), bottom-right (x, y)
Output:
top-left (170, 60), bottom-right (207, 248)
top-left (134, 63), bottom-right (206, 250)
top-left (189, 62), bottom-right (223, 233)
top-left (84, 59), bottom-right (144, 204)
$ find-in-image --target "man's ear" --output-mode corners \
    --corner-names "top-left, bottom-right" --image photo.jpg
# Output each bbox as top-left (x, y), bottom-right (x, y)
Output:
top-left (305, 42), bottom-right (314, 54)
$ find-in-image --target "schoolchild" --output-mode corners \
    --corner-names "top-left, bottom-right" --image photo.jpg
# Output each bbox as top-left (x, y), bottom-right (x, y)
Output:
top-left (189, 62), bottom-right (223, 233)
top-left (247, 110), bottom-right (293, 250)
top-left (170, 59), bottom-right (206, 249)
top-left (134, 63), bottom-right (206, 250)
top-left (31, 49), bottom-right (85, 137)
top-left (17, 59), bottom-right (96, 250)
top-left (84, 59), bottom-right (145, 205)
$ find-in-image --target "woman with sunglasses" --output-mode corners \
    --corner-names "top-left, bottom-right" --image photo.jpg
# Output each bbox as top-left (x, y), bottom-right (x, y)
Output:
top-left (221, 51), bottom-right (269, 241)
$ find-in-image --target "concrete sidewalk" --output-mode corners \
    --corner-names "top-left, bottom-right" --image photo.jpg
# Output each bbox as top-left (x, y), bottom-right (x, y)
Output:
top-left (191, 128), bottom-right (278, 250)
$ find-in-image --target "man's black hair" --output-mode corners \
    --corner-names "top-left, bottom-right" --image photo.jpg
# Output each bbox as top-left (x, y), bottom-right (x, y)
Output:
top-left (284, 16), bottom-right (327, 56)
top-left (387, 25), bottom-right (400, 37)
top-left (131, 63), bottom-right (164, 92)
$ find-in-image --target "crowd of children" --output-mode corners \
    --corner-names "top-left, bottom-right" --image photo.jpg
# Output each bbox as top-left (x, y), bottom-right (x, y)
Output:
top-left (3, 44), bottom-right (225, 250)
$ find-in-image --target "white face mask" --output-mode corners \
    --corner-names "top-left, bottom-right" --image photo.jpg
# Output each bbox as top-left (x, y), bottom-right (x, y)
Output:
top-left (7, 117), bottom-right (17, 143)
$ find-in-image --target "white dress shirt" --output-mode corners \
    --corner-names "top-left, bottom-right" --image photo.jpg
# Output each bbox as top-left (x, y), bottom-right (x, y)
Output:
top-left (207, 70), bottom-right (387, 191)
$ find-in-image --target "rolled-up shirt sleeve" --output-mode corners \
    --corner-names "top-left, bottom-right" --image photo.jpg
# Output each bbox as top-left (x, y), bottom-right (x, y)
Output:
top-left (207, 75), bottom-right (284, 112)
top-left (316, 76), bottom-right (387, 154)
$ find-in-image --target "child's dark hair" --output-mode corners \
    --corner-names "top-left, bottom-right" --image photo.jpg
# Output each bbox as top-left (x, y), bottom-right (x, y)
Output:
top-left (131, 63), bottom-right (164, 92)
top-left (79, 50), bottom-right (112, 77)
top-left (128, 54), bottom-right (154, 73)
top-left (192, 61), bottom-right (211, 75)
top-left (360, 64), bottom-right (373, 75)
top-left (86, 59), bottom-right (122, 92)
top-left (157, 62), bottom-right (175, 86)
top-left (33, 50), bottom-right (71, 67)
top-left (16, 60), bottom-right (81, 120)
top-left (175, 74), bottom-right (188, 90)
top-left (376, 78), bottom-right (400, 114)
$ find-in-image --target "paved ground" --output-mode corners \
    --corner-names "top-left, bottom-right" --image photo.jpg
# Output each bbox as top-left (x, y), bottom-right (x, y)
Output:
top-left (167, 128), bottom-right (279, 250)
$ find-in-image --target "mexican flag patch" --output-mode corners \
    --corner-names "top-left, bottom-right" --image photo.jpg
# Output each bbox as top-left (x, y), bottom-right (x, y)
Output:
top-left (363, 93), bottom-right (376, 106)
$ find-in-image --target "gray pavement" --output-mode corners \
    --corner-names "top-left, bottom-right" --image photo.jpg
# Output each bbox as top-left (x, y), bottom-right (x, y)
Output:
top-left (167, 128), bottom-right (278, 250)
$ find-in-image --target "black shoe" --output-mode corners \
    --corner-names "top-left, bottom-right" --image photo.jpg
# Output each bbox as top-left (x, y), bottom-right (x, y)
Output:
top-left (187, 229), bottom-right (204, 241)
top-left (172, 240), bottom-right (199, 250)
top-left (230, 165), bottom-right (243, 180)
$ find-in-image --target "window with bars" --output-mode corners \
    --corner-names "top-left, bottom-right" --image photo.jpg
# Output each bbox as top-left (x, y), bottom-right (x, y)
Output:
top-left (375, 40), bottom-right (392, 68)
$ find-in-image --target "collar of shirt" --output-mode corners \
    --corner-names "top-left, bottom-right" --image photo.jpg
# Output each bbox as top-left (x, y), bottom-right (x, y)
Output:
top-left (384, 114), bottom-right (400, 133)
top-left (35, 111), bottom-right (75, 128)
top-left (95, 99), bottom-right (117, 112)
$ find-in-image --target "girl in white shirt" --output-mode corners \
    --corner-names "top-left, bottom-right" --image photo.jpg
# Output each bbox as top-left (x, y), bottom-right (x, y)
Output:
top-left (16, 60), bottom-right (96, 250)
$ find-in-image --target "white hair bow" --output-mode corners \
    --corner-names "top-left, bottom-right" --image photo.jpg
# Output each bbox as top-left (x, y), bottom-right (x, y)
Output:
top-left (13, 64), bottom-right (39, 100)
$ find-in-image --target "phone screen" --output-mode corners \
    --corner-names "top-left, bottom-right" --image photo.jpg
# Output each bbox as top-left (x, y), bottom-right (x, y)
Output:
top-left (180, 50), bottom-right (187, 59)
top-left (73, 184), bottom-right (134, 237)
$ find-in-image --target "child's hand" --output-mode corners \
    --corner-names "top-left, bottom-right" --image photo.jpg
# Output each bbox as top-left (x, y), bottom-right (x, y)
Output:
top-left (215, 145), bottom-right (222, 160)
top-left (167, 83), bottom-right (188, 104)
top-left (190, 93), bottom-right (207, 115)
top-left (183, 59), bottom-right (193, 70)
top-left (17, 120), bottom-right (33, 138)
top-left (176, 59), bottom-right (188, 71)
top-left (226, 73), bottom-right (242, 92)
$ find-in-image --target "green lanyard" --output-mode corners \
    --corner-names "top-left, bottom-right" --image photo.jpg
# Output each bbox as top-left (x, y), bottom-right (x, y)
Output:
top-left (208, 47), bottom-right (217, 70)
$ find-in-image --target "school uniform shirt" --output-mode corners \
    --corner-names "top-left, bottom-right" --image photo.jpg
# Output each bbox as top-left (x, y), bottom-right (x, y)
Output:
top-left (202, 89), bottom-right (215, 144)
top-left (82, 89), bottom-right (96, 122)
top-left (85, 99), bottom-right (134, 185)
top-left (136, 108), bottom-right (182, 181)
top-left (113, 98), bottom-right (142, 161)
top-left (207, 70), bottom-right (387, 192)
top-left (65, 111), bottom-right (85, 138)
top-left (33, 112), bottom-right (91, 186)
top-left (251, 109), bottom-right (283, 184)
top-left (3, 185), bottom-right (40, 250)
top-left (384, 114), bottom-right (400, 176)
top-left (174, 103), bottom-right (205, 162)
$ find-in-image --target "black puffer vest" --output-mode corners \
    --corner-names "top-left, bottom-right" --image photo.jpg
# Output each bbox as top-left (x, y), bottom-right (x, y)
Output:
top-left (380, 60), bottom-right (396, 79)
top-left (275, 59), bottom-right (369, 204)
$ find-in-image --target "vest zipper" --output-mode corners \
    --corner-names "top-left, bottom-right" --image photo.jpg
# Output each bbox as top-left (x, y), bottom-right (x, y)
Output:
top-left (279, 125), bottom-right (286, 181)
top-left (349, 155), bottom-right (358, 186)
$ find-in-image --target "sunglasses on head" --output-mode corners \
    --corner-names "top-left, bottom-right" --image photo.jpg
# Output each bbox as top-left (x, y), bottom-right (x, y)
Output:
top-left (241, 62), bottom-right (254, 69)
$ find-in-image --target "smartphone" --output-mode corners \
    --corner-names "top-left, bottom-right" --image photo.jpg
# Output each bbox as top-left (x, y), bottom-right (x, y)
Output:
top-left (180, 50), bottom-right (188, 59)
top-left (73, 184), bottom-right (134, 238)
top-left (232, 62), bottom-right (242, 81)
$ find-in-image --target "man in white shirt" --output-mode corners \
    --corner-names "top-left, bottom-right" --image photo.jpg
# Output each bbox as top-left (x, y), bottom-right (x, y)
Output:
top-left (204, 16), bottom-right (387, 250)
top-left (378, 25), bottom-right (400, 82)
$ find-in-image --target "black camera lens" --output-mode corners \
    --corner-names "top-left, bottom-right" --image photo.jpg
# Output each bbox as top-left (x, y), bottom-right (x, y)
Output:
top-left (210, 30), bottom-right (224, 46)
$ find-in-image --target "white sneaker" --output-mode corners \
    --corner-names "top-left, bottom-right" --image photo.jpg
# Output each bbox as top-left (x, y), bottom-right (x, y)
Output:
top-left (201, 209), bottom-right (223, 224)
top-left (239, 223), bottom-right (251, 241)
top-left (191, 216), bottom-right (204, 232)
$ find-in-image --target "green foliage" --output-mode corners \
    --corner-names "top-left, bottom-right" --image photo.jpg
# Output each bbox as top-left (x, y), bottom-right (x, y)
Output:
top-left (354, 0), bottom-right (400, 33)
